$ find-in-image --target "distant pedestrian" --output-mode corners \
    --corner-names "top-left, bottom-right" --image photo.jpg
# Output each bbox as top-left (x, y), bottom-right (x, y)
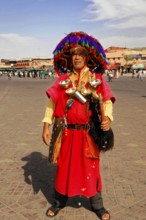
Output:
top-left (107, 71), bottom-right (113, 82)
top-left (137, 70), bottom-right (143, 80)
top-left (7, 72), bottom-right (12, 80)
top-left (132, 70), bottom-right (136, 79)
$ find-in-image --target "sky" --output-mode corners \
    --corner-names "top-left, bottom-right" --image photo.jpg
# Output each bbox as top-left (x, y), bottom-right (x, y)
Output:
top-left (0, 0), bottom-right (146, 60)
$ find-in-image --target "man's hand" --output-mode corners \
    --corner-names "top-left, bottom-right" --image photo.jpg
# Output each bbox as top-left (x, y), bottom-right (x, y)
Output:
top-left (101, 117), bottom-right (111, 131)
top-left (42, 123), bottom-right (51, 146)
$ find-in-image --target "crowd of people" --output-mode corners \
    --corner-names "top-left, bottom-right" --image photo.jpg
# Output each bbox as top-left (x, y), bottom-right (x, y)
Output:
top-left (106, 68), bottom-right (146, 82)
top-left (1, 68), bottom-right (145, 82)
top-left (131, 69), bottom-right (146, 80)
top-left (0, 69), bottom-right (57, 80)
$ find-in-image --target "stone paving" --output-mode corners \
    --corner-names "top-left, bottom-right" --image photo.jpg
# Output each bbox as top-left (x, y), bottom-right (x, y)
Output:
top-left (0, 74), bottom-right (146, 220)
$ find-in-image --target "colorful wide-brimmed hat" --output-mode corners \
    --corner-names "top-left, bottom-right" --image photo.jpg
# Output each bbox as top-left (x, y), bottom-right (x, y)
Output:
top-left (53, 31), bottom-right (107, 75)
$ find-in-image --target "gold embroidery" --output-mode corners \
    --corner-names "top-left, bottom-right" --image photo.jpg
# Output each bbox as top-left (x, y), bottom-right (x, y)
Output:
top-left (69, 68), bottom-right (95, 92)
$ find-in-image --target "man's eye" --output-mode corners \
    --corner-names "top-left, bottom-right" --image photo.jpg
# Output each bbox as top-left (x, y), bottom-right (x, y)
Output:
top-left (73, 53), bottom-right (83, 56)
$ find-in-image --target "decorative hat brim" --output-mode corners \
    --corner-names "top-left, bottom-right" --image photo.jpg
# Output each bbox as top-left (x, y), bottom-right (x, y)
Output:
top-left (53, 31), bottom-right (107, 75)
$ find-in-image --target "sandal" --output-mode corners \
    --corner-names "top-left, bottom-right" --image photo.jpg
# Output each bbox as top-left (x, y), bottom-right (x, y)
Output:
top-left (94, 207), bottom-right (110, 220)
top-left (46, 203), bottom-right (61, 218)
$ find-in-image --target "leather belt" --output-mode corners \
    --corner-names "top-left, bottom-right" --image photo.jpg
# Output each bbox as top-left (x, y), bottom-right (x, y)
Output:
top-left (66, 124), bottom-right (89, 130)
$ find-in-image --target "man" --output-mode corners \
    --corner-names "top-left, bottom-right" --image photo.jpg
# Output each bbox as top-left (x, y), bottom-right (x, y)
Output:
top-left (42, 33), bottom-right (115, 220)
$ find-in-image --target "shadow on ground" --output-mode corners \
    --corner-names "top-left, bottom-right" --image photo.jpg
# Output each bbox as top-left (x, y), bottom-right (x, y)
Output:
top-left (21, 151), bottom-right (56, 205)
top-left (21, 151), bottom-right (91, 210)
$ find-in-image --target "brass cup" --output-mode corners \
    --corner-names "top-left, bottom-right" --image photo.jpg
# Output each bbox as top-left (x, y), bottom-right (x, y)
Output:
top-left (66, 88), bottom-right (76, 95)
top-left (81, 89), bottom-right (92, 96)
top-left (89, 79), bottom-right (102, 88)
top-left (59, 79), bottom-right (71, 88)
top-left (66, 89), bottom-right (87, 104)
top-left (74, 91), bottom-right (87, 104)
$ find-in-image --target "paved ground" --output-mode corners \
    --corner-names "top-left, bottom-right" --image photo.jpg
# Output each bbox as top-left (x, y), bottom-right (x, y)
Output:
top-left (0, 74), bottom-right (146, 220)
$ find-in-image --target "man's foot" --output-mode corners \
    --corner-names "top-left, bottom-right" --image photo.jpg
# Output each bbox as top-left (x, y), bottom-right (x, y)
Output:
top-left (46, 204), bottom-right (61, 218)
top-left (94, 207), bottom-right (110, 220)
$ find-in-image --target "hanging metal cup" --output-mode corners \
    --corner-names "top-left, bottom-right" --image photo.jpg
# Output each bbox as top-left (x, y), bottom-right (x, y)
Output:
top-left (89, 78), bottom-right (102, 88)
top-left (59, 79), bottom-right (71, 88)
top-left (66, 88), bottom-right (87, 104)
top-left (81, 89), bottom-right (91, 96)
top-left (74, 91), bottom-right (87, 104)
top-left (66, 87), bottom-right (76, 95)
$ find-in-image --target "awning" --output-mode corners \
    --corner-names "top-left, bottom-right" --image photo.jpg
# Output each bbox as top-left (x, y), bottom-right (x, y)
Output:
top-left (28, 68), bottom-right (41, 72)
top-left (0, 68), bottom-right (16, 71)
top-left (40, 70), bottom-right (48, 75)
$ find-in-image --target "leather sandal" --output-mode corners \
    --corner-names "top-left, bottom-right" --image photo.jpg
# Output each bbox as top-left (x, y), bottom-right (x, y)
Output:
top-left (46, 203), bottom-right (61, 218)
top-left (94, 207), bottom-right (110, 220)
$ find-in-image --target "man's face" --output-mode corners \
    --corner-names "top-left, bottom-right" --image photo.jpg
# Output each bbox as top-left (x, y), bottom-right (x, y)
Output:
top-left (72, 53), bottom-right (87, 70)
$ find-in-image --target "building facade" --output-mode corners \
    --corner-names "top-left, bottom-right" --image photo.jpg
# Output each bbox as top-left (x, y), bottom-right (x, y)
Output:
top-left (0, 57), bottom-right (53, 71)
top-left (105, 47), bottom-right (146, 72)
top-left (14, 57), bottom-right (53, 70)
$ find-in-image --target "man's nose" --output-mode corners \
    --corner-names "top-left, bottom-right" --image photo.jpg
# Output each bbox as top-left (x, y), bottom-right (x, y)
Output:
top-left (74, 54), bottom-right (80, 59)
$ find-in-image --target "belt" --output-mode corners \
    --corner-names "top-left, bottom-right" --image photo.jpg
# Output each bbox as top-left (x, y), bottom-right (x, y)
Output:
top-left (66, 124), bottom-right (89, 130)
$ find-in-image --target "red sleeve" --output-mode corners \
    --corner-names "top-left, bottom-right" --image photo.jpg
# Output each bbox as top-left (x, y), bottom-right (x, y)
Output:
top-left (96, 74), bottom-right (115, 103)
top-left (46, 74), bottom-right (68, 104)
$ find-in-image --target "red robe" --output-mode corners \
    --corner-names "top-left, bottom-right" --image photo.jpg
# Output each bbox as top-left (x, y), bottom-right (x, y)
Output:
top-left (46, 73), bottom-right (115, 197)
